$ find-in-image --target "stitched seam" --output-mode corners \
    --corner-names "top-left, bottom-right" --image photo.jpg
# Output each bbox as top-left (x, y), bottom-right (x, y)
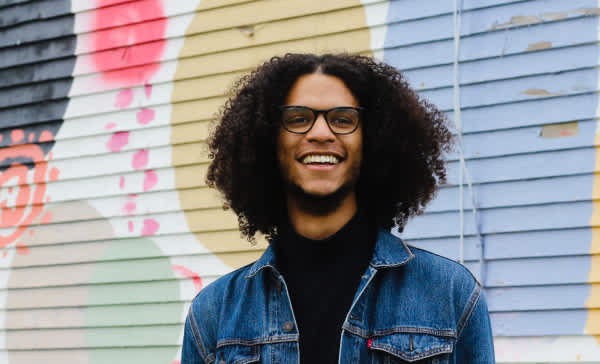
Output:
top-left (217, 335), bottom-right (298, 348)
top-left (456, 282), bottom-right (482, 338)
top-left (188, 308), bottom-right (215, 364)
top-left (343, 323), bottom-right (456, 338)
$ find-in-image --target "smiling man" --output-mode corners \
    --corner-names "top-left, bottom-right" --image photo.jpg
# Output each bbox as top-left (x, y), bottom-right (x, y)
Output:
top-left (181, 54), bottom-right (495, 364)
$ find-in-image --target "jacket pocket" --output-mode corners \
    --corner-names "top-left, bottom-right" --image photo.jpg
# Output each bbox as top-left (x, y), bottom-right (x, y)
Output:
top-left (214, 344), bottom-right (260, 364)
top-left (369, 332), bottom-right (453, 363)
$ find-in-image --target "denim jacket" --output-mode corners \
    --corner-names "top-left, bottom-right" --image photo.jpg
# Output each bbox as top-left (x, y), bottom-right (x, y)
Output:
top-left (182, 229), bottom-right (495, 363)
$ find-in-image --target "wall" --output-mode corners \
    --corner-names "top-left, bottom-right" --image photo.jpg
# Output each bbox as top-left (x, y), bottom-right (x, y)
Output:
top-left (0, 0), bottom-right (597, 362)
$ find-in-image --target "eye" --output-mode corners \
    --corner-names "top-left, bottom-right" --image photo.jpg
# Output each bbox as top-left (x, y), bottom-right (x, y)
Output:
top-left (286, 115), bottom-right (310, 125)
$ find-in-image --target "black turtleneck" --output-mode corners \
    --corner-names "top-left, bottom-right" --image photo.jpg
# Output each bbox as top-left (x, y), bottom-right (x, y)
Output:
top-left (274, 210), bottom-right (377, 364)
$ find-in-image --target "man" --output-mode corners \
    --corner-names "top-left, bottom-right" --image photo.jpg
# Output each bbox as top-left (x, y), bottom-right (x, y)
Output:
top-left (182, 54), bottom-right (495, 363)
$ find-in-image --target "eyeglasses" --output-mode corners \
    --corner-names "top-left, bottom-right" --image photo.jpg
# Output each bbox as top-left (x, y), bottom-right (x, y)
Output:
top-left (280, 105), bottom-right (364, 135)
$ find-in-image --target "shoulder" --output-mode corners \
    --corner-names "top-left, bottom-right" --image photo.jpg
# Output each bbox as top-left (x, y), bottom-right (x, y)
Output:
top-left (190, 261), bottom-right (255, 317)
top-left (406, 245), bottom-right (483, 332)
top-left (407, 245), bottom-right (480, 288)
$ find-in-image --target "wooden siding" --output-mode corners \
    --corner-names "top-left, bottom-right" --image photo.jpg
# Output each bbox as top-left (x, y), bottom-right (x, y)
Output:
top-left (0, 0), bottom-right (597, 362)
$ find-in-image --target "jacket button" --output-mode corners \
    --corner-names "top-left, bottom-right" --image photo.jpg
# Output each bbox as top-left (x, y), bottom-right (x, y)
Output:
top-left (219, 361), bottom-right (226, 364)
top-left (283, 321), bottom-right (294, 332)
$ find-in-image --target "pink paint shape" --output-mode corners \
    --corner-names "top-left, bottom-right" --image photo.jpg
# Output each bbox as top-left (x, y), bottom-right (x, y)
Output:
top-left (172, 264), bottom-right (203, 293)
top-left (132, 149), bottom-right (149, 170)
top-left (29, 229), bottom-right (34, 236)
top-left (115, 88), bottom-right (134, 109)
top-left (28, 133), bottom-right (35, 142)
top-left (105, 122), bottom-right (117, 130)
top-left (39, 130), bottom-right (53, 142)
top-left (91, 1), bottom-right (166, 85)
top-left (143, 170), bottom-right (158, 191)
top-left (49, 167), bottom-right (60, 181)
top-left (141, 218), bottom-right (159, 236)
top-left (128, 220), bottom-right (134, 232)
top-left (16, 243), bottom-right (29, 255)
top-left (122, 194), bottom-right (137, 216)
top-left (0, 134), bottom-right (3, 143)
top-left (106, 131), bottom-right (130, 152)
top-left (41, 212), bottom-right (53, 225)
top-left (145, 84), bottom-right (152, 98)
top-left (11, 129), bottom-right (24, 143)
top-left (119, 176), bottom-right (125, 189)
top-left (136, 108), bottom-right (155, 125)
top-left (2, 251), bottom-right (6, 258)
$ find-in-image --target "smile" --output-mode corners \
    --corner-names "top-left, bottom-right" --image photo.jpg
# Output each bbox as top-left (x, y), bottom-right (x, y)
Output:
top-left (301, 154), bottom-right (340, 164)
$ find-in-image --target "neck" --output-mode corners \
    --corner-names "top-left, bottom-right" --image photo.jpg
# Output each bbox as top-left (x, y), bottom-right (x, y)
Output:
top-left (285, 191), bottom-right (358, 240)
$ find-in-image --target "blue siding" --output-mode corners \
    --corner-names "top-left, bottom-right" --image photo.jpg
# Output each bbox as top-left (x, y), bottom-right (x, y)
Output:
top-left (384, 0), bottom-right (599, 339)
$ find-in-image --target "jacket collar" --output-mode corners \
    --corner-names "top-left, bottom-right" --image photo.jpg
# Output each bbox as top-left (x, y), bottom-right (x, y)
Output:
top-left (245, 228), bottom-right (414, 279)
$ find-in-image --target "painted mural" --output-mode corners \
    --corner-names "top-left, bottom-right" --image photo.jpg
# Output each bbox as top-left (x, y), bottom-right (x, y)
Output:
top-left (0, 0), bottom-right (599, 362)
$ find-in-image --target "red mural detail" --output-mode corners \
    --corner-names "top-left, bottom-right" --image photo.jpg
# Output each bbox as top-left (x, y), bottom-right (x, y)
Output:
top-left (122, 194), bottom-right (137, 216)
top-left (106, 131), bottom-right (130, 152)
top-left (28, 229), bottom-right (34, 236)
top-left (132, 149), bottom-right (149, 170)
top-left (2, 251), bottom-right (6, 258)
top-left (119, 176), bottom-right (126, 189)
top-left (105, 122), bottom-right (117, 130)
top-left (0, 135), bottom-right (3, 143)
top-left (128, 220), bottom-right (134, 232)
top-left (141, 218), bottom-right (159, 236)
top-left (11, 130), bottom-right (24, 144)
top-left (143, 170), bottom-right (157, 191)
top-left (136, 108), bottom-right (155, 125)
top-left (28, 133), bottom-right (35, 143)
top-left (49, 167), bottom-right (60, 182)
top-left (39, 130), bottom-right (54, 143)
top-left (173, 264), bottom-right (203, 293)
top-left (91, 0), bottom-right (167, 85)
top-left (145, 84), bottom-right (152, 98)
top-left (16, 242), bottom-right (29, 255)
top-left (41, 212), bottom-right (52, 225)
top-left (0, 145), bottom-right (48, 249)
top-left (115, 88), bottom-right (134, 109)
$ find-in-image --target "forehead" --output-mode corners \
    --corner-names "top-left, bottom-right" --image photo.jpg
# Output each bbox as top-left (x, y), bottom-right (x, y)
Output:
top-left (284, 72), bottom-right (359, 108)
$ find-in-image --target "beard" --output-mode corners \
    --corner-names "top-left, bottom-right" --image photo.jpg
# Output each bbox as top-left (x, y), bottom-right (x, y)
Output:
top-left (285, 180), bottom-right (356, 216)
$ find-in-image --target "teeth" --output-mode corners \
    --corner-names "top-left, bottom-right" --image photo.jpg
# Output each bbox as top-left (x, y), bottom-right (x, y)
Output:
top-left (302, 155), bottom-right (339, 164)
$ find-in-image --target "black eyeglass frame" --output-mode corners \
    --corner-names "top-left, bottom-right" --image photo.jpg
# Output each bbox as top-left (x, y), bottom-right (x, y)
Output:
top-left (279, 105), bottom-right (365, 135)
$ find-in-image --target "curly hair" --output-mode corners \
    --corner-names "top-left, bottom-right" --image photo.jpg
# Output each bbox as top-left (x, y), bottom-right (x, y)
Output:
top-left (206, 53), bottom-right (452, 242)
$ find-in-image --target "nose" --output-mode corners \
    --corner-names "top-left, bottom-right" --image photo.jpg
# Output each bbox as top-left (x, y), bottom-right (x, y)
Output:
top-left (306, 114), bottom-right (335, 142)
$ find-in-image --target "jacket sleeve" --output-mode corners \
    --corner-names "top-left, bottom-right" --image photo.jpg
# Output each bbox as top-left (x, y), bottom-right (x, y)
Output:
top-left (455, 288), bottom-right (495, 363)
top-left (181, 293), bottom-right (218, 364)
top-left (181, 312), bottom-right (208, 364)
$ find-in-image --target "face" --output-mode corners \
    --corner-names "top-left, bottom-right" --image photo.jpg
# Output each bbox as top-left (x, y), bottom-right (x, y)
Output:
top-left (277, 72), bottom-right (363, 200)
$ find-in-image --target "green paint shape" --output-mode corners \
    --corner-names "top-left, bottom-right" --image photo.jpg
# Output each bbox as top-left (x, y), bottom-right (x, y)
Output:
top-left (85, 237), bottom-right (183, 364)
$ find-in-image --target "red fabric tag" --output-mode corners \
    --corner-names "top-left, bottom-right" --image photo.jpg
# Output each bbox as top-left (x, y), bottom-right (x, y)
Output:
top-left (367, 338), bottom-right (373, 348)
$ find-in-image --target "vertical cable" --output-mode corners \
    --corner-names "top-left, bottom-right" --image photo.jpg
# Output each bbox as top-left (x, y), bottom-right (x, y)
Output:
top-left (453, 0), bottom-right (485, 283)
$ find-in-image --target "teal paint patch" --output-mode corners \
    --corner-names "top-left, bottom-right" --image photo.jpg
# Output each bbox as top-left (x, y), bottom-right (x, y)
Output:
top-left (86, 237), bottom-right (182, 363)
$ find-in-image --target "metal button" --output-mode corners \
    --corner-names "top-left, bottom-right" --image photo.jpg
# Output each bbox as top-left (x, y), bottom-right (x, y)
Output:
top-left (218, 361), bottom-right (226, 364)
top-left (283, 321), bottom-right (294, 332)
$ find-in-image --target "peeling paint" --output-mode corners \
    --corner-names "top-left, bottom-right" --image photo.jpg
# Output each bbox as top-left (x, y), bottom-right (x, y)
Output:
top-left (540, 122), bottom-right (579, 139)
top-left (526, 41), bottom-right (552, 51)
top-left (492, 15), bottom-right (540, 30)
top-left (522, 88), bottom-right (561, 97)
top-left (578, 8), bottom-right (600, 16)
top-left (237, 25), bottom-right (255, 37)
top-left (541, 11), bottom-right (568, 21)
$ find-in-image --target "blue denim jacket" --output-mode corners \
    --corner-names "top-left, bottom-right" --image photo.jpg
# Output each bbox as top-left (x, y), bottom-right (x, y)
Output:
top-left (182, 229), bottom-right (495, 363)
